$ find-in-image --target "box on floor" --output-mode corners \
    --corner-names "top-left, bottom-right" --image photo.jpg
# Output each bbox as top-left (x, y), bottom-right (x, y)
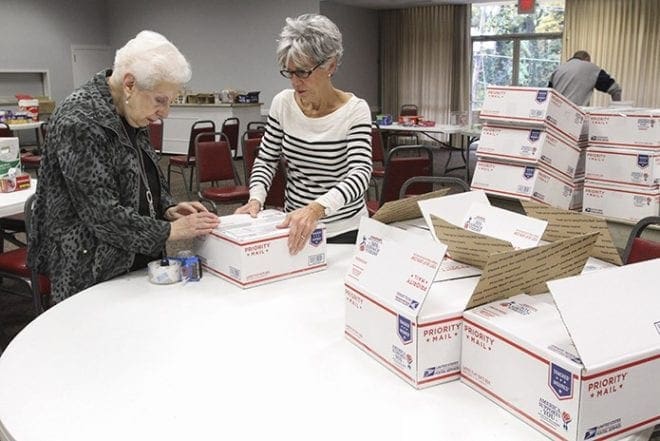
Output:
top-left (461, 260), bottom-right (660, 441)
top-left (194, 210), bottom-right (327, 288)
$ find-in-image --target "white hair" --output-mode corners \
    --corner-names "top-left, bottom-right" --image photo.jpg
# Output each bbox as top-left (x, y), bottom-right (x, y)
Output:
top-left (276, 14), bottom-right (343, 69)
top-left (110, 30), bottom-right (191, 89)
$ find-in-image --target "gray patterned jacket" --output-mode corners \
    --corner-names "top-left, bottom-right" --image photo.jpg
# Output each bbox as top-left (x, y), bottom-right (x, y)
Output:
top-left (28, 70), bottom-right (175, 303)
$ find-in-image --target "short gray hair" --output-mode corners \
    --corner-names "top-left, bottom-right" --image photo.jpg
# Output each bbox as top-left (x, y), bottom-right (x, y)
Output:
top-left (110, 30), bottom-right (191, 90)
top-left (276, 14), bottom-right (343, 69)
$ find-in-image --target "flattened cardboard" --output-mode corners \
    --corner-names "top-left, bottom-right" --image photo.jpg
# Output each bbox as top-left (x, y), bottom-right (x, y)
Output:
top-left (465, 232), bottom-right (599, 308)
top-left (520, 200), bottom-right (623, 265)
top-left (372, 188), bottom-right (450, 224)
top-left (548, 259), bottom-right (660, 370)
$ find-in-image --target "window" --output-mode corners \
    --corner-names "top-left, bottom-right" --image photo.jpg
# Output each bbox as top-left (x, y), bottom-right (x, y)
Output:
top-left (471, 1), bottom-right (564, 112)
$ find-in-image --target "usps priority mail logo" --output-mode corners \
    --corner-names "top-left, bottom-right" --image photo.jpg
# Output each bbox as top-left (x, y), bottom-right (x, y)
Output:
top-left (528, 129), bottom-right (541, 142)
top-left (637, 154), bottom-right (649, 168)
top-left (536, 90), bottom-right (548, 103)
top-left (549, 363), bottom-right (574, 400)
top-left (310, 228), bottom-right (323, 246)
top-left (523, 166), bottom-right (536, 180)
top-left (397, 314), bottom-right (413, 345)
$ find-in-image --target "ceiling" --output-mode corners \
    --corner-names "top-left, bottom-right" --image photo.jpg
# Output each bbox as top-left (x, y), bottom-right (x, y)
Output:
top-left (323, 0), bottom-right (500, 9)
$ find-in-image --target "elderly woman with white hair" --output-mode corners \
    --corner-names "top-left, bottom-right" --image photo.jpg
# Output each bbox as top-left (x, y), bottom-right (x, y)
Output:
top-left (236, 13), bottom-right (372, 255)
top-left (28, 30), bottom-right (219, 303)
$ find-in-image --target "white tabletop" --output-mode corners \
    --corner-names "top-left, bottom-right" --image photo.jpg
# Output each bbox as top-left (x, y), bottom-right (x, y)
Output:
top-left (381, 122), bottom-right (482, 137)
top-left (0, 181), bottom-right (36, 218)
top-left (0, 244), bottom-right (650, 441)
top-left (5, 122), bottom-right (43, 132)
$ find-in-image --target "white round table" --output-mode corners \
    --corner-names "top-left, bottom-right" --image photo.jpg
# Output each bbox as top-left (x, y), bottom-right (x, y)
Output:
top-left (0, 245), bottom-right (651, 441)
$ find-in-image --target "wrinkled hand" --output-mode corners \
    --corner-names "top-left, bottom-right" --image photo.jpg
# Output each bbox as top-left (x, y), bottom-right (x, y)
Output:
top-left (235, 199), bottom-right (262, 218)
top-left (278, 203), bottom-right (324, 255)
top-left (169, 211), bottom-right (220, 241)
top-left (165, 201), bottom-right (210, 220)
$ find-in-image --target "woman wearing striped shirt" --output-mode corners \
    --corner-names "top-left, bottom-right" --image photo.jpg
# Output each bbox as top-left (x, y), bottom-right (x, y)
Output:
top-left (236, 14), bottom-right (372, 255)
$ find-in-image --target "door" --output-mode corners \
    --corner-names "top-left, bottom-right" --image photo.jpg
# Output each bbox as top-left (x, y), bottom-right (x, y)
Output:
top-left (71, 45), bottom-right (113, 89)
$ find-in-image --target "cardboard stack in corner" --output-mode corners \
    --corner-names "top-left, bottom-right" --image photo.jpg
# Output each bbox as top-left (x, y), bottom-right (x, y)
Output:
top-left (473, 86), bottom-right (587, 210)
top-left (193, 210), bottom-right (326, 288)
top-left (460, 259), bottom-right (660, 441)
top-left (582, 108), bottom-right (660, 222)
top-left (344, 191), bottom-right (611, 389)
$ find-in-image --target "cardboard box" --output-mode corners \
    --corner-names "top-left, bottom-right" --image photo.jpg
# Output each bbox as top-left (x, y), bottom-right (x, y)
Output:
top-left (36, 96), bottom-right (56, 115)
top-left (346, 192), bottom-right (601, 388)
top-left (477, 124), bottom-right (585, 179)
top-left (461, 260), bottom-right (660, 441)
top-left (480, 86), bottom-right (586, 143)
top-left (585, 146), bottom-right (660, 187)
top-left (0, 137), bottom-right (21, 177)
top-left (587, 109), bottom-right (660, 148)
top-left (582, 181), bottom-right (660, 223)
top-left (471, 159), bottom-right (578, 210)
top-left (193, 210), bottom-right (327, 288)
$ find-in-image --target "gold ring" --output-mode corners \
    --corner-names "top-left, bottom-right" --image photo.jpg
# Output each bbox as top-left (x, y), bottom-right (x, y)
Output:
top-left (300, 234), bottom-right (305, 238)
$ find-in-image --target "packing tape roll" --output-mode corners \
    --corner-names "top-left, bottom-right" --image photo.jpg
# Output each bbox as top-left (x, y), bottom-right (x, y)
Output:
top-left (148, 259), bottom-right (182, 285)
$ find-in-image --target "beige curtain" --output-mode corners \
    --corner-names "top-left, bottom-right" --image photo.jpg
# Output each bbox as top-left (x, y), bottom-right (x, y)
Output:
top-left (564, 0), bottom-right (660, 107)
top-left (380, 5), bottom-right (470, 125)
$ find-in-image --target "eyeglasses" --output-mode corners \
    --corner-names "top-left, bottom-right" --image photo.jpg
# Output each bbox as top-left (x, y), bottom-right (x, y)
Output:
top-left (279, 61), bottom-right (325, 79)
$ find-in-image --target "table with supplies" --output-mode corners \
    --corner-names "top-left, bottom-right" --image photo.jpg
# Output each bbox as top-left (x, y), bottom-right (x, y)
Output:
top-left (0, 180), bottom-right (36, 217)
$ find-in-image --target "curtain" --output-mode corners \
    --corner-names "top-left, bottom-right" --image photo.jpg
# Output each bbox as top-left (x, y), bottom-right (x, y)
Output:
top-left (380, 5), bottom-right (470, 125)
top-left (563, 0), bottom-right (660, 107)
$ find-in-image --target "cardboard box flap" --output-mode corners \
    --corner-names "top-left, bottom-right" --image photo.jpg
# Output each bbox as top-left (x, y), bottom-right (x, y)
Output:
top-left (465, 232), bottom-right (599, 309)
top-left (548, 259), bottom-right (660, 370)
top-left (521, 200), bottom-right (623, 265)
top-left (372, 188), bottom-right (450, 224)
top-left (214, 210), bottom-right (288, 242)
top-left (430, 215), bottom-right (514, 268)
top-left (418, 190), bottom-right (490, 241)
top-left (347, 217), bottom-right (447, 316)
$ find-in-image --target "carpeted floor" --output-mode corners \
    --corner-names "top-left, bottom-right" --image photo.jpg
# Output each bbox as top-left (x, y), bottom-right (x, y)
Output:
top-left (0, 143), bottom-right (474, 352)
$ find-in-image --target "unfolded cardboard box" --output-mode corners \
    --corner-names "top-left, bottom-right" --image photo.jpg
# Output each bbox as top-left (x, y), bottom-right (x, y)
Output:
top-left (587, 109), bottom-right (660, 148)
top-left (480, 86), bottom-right (586, 143)
top-left (585, 146), bottom-right (660, 187)
top-left (346, 192), bottom-right (601, 388)
top-left (477, 124), bottom-right (585, 179)
top-left (582, 181), bottom-right (660, 222)
top-left (471, 159), bottom-right (578, 210)
top-left (460, 260), bottom-right (660, 441)
top-left (193, 210), bottom-right (327, 288)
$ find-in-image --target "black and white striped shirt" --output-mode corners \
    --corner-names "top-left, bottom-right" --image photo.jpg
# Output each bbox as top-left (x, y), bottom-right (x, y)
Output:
top-left (250, 89), bottom-right (372, 237)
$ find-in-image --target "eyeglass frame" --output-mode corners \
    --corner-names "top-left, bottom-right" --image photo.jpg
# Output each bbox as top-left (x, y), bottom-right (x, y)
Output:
top-left (279, 60), bottom-right (326, 79)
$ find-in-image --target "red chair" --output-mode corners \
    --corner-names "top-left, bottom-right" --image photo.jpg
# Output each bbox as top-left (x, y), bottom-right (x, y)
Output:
top-left (221, 117), bottom-right (240, 160)
top-left (366, 145), bottom-right (433, 216)
top-left (390, 104), bottom-right (420, 148)
top-left (195, 132), bottom-right (250, 212)
top-left (148, 119), bottom-right (164, 156)
top-left (369, 123), bottom-right (386, 200)
top-left (0, 194), bottom-right (51, 315)
top-left (0, 122), bottom-right (12, 137)
top-left (168, 120), bottom-right (215, 199)
top-left (622, 216), bottom-right (660, 264)
top-left (399, 176), bottom-right (469, 199)
top-left (246, 121), bottom-right (266, 138)
top-left (241, 135), bottom-right (287, 210)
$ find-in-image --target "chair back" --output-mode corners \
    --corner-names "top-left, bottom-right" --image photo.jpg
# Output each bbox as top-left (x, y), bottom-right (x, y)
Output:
top-left (400, 104), bottom-right (419, 116)
top-left (221, 117), bottom-right (240, 157)
top-left (195, 132), bottom-right (241, 188)
top-left (623, 216), bottom-right (660, 264)
top-left (242, 136), bottom-right (262, 181)
top-left (399, 176), bottom-right (469, 199)
top-left (187, 120), bottom-right (215, 159)
top-left (379, 145), bottom-right (433, 205)
top-left (148, 119), bottom-right (164, 154)
top-left (0, 122), bottom-right (12, 137)
top-left (246, 121), bottom-right (266, 138)
top-left (24, 194), bottom-right (51, 314)
top-left (265, 158), bottom-right (287, 209)
top-left (371, 123), bottom-right (385, 164)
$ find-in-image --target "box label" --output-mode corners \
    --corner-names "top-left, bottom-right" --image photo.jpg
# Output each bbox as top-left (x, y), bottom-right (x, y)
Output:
top-left (549, 362), bottom-right (573, 399)
top-left (397, 314), bottom-right (413, 344)
top-left (536, 90), bottom-right (548, 103)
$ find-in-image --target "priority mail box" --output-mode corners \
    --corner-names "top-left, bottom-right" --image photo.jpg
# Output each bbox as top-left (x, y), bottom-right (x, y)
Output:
top-left (477, 124), bottom-right (584, 179)
top-left (582, 182), bottom-right (660, 222)
top-left (585, 146), bottom-right (660, 187)
top-left (194, 210), bottom-right (326, 288)
top-left (480, 86), bottom-right (586, 143)
top-left (461, 260), bottom-right (660, 441)
top-left (587, 109), bottom-right (660, 148)
top-left (471, 159), bottom-right (578, 210)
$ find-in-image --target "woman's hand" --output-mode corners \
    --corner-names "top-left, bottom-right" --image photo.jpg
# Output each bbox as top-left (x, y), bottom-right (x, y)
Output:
top-left (278, 202), bottom-right (325, 255)
top-left (234, 199), bottom-right (262, 218)
top-left (165, 201), bottom-right (210, 220)
top-left (168, 211), bottom-right (219, 241)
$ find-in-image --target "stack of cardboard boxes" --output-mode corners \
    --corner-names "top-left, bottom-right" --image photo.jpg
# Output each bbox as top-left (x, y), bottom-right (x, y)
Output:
top-left (471, 86), bottom-right (587, 210)
top-left (582, 108), bottom-right (660, 222)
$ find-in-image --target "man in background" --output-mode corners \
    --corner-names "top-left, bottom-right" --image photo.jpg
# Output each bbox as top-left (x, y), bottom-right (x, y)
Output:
top-left (548, 50), bottom-right (622, 106)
